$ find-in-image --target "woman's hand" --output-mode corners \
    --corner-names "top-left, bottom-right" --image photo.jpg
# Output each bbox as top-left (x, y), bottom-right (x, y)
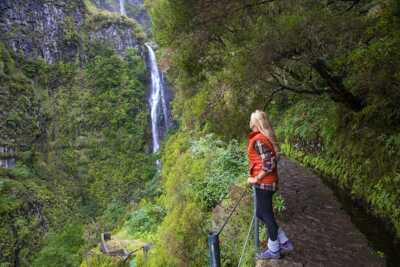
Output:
top-left (247, 176), bottom-right (257, 184)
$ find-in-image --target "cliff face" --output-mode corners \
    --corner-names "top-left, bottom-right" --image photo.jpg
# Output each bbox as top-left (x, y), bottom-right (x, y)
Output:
top-left (0, 0), bottom-right (145, 63)
top-left (0, 0), bottom-right (146, 153)
top-left (85, 13), bottom-right (144, 57)
top-left (0, 1), bottom-right (153, 265)
top-left (92, 0), bottom-right (151, 31)
top-left (89, 24), bottom-right (141, 55)
top-left (125, 0), bottom-right (151, 31)
top-left (0, 0), bottom-right (85, 63)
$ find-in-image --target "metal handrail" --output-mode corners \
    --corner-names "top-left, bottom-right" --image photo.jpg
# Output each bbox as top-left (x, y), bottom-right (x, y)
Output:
top-left (208, 185), bottom-right (260, 266)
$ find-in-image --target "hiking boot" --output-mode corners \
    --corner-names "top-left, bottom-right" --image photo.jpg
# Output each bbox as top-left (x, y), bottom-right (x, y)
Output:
top-left (280, 240), bottom-right (294, 253)
top-left (256, 249), bottom-right (281, 260)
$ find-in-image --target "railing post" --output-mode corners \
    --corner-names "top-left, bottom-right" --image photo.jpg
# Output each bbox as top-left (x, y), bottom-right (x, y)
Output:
top-left (253, 186), bottom-right (260, 252)
top-left (208, 232), bottom-right (221, 267)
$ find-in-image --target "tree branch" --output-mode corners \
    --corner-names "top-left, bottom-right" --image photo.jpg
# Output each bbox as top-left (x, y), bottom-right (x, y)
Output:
top-left (196, 0), bottom-right (275, 26)
top-left (311, 59), bottom-right (364, 111)
top-left (263, 87), bottom-right (285, 110)
top-left (267, 72), bottom-right (327, 95)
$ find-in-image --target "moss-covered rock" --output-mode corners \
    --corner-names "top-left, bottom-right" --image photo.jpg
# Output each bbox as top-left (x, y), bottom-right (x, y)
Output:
top-left (0, 43), bottom-right (43, 150)
top-left (0, 0), bottom-right (85, 63)
top-left (0, 0), bottom-right (147, 63)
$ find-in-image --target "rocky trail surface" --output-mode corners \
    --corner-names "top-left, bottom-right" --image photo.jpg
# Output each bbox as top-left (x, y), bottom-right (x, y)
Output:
top-left (256, 158), bottom-right (385, 267)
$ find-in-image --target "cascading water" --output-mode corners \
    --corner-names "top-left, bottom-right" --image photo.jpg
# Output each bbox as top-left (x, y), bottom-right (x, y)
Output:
top-left (0, 146), bottom-right (16, 168)
top-left (145, 43), bottom-right (171, 154)
top-left (119, 0), bottom-right (126, 16)
top-left (0, 158), bottom-right (16, 168)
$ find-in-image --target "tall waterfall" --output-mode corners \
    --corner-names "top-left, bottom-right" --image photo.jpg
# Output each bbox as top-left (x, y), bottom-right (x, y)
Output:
top-left (119, 0), bottom-right (126, 16)
top-left (145, 44), bottom-right (171, 153)
top-left (0, 146), bottom-right (16, 169)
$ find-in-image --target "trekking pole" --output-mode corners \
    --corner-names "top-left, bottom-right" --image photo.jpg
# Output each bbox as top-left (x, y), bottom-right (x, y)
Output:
top-left (253, 185), bottom-right (260, 252)
top-left (237, 215), bottom-right (255, 267)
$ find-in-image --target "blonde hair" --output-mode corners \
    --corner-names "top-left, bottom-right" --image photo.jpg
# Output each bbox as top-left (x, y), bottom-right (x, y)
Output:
top-left (249, 110), bottom-right (280, 153)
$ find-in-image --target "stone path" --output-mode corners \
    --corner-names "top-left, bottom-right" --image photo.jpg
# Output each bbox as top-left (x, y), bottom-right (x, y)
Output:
top-left (256, 158), bottom-right (385, 267)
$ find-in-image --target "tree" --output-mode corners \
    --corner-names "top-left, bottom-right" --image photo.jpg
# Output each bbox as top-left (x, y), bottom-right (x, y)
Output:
top-left (150, 0), bottom-right (400, 136)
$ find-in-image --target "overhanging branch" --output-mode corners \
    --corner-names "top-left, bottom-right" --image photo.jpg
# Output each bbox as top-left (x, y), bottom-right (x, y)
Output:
top-left (196, 0), bottom-right (275, 26)
top-left (311, 59), bottom-right (364, 111)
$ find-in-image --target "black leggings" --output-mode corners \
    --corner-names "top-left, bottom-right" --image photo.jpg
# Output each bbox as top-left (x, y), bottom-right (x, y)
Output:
top-left (255, 188), bottom-right (279, 241)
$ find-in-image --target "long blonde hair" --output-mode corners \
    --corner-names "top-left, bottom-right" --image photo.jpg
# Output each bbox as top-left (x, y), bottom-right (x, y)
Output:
top-left (249, 110), bottom-right (280, 153)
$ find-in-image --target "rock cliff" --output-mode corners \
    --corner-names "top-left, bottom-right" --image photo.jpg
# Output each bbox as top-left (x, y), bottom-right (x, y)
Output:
top-left (0, 0), bottom-right (146, 63)
top-left (92, 0), bottom-right (151, 31)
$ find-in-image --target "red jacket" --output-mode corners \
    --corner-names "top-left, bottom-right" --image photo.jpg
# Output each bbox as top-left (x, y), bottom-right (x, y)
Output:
top-left (247, 131), bottom-right (278, 185)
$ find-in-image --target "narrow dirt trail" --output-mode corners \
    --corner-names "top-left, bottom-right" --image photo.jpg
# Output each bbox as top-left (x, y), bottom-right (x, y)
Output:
top-left (256, 158), bottom-right (385, 267)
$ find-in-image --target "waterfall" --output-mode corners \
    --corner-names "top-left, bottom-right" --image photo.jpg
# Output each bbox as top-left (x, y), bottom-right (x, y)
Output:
top-left (0, 146), bottom-right (16, 169)
top-left (145, 44), bottom-right (171, 153)
top-left (0, 158), bottom-right (16, 169)
top-left (119, 0), bottom-right (126, 16)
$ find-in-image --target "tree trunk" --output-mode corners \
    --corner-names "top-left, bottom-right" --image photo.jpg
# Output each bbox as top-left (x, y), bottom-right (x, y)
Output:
top-left (311, 59), bottom-right (365, 111)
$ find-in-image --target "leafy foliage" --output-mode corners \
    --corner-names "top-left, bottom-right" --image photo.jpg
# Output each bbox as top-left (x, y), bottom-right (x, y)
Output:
top-left (2, 0), bottom-right (400, 266)
top-left (124, 201), bottom-right (165, 238)
top-left (189, 134), bottom-right (247, 209)
top-left (0, 43), bottom-right (43, 147)
top-left (137, 131), bottom-right (287, 266)
top-left (149, 0), bottom-right (400, 136)
top-left (148, 0), bottom-right (400, 240)
top-left (32, 224), bottom-right (85, 267)
top-left (273, 97), bottom-right (400, 237)
top-left (0, 42), bottom-right (153, 266)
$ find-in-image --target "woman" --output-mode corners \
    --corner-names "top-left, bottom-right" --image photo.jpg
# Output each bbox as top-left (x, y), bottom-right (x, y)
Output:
top-left (247, 110), bottom-right (293, 259)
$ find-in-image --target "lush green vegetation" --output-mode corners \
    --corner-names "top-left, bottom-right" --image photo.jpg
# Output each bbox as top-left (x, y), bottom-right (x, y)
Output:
top-left (137, 132), bottom-right (254, 266)
top-left (0, 0), bottom-right (154, 265)
top-left (0, 40), bottom-right (154, 266)
top-left (119, 131), bottom-right (285, 266)
top-left (2, 0), bottom-right (400, 266)
top-left (128, 0), bottom-right (400, 265)
top-left (84, 0), bottom-right (146, 42)
top-left (273, 96), bottom-right (400, 236)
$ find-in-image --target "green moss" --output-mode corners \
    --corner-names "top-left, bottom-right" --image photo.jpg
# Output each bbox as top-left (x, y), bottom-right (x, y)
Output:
top-left (63, 16), bottom-right (80, 44)
top-left (83, 0), bottom-right (147, 43)
top-left (0, 42), bottom-right (152, 266)
top-left (275, 99), bottom-right (400, 238)
top-left (0, 43), bottom-right (43, 148)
